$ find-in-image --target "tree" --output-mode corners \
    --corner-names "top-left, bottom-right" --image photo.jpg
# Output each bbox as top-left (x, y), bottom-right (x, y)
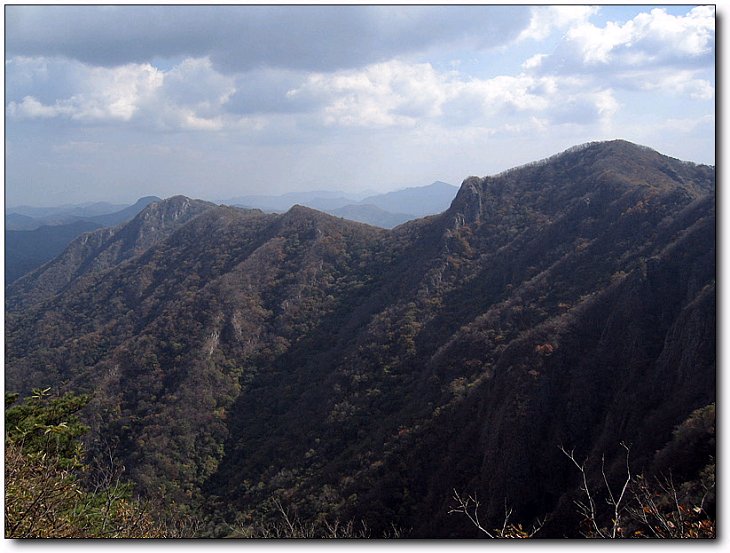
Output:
top-left (4, 389), bottom-right (183, 538)
top-left (226, 498), bottom-right (375, 538)
top-left (450, 441), bottom-right (715, 539)
top-left (560, 443), bottom-right (715, 538)
top-left (449, 490), bottom-right (543, 538)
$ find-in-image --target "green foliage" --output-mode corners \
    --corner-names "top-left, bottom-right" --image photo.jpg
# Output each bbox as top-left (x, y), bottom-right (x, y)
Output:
top-left (5, 388), bottom-right (90, 468)
top-left (4, 389), bottom-right (183, 538)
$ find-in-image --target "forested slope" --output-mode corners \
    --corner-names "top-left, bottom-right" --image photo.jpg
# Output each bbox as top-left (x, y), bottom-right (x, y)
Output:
top-left (5, 140), bottom-right (715, 537)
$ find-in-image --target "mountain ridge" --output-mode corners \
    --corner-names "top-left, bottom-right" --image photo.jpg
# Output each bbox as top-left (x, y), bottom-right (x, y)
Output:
top-left (5, 196), bottom-right (163, 285)
top-left (225, 181), bottom-right (459, 228)
top-left (6, 196), bottom-right (217, 311)
top-left (4, 140), bottom-right (715, 537)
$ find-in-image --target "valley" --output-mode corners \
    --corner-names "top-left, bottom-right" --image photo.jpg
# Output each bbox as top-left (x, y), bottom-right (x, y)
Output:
top-left (4, 140), bottom-right (716, 537)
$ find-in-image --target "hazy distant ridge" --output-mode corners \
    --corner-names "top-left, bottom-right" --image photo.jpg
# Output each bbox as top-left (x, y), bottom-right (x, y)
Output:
top-left (226, 181), bottom-right (459, 228)
top-left (5, 196), bottom-right (162, 285)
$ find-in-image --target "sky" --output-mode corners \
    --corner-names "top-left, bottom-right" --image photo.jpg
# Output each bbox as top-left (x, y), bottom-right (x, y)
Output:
top-left (4, 4), bottom-right (716, 207)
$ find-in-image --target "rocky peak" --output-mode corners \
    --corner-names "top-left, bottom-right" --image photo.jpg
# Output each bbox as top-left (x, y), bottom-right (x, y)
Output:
top-left (444, 140), bottom-right (714, 230)
top-left (6, 196), bottom-right (217, 311)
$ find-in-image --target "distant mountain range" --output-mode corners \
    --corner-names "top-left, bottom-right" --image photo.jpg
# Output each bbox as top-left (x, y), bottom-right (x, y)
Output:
top-left (7, 200), bottom-right (129, 225)
top-left (6, 183), bottom-right (457, 285)
top-left (5, 220), bottom-right (103, 284)
top-left (226, 181), bottom-right (459, 228)
top-left (357, 181), bottom-right (460, 217)
top-left (224, 190), bottom-right (361, 213)
top-left (5, 196), bottom-right (161, 285)
top-left (5, 141), bottom-right (715, 537)
top-left (327, 204), bottom-right (414, 228)
top-left (6, 198), bottom-right (162, 230)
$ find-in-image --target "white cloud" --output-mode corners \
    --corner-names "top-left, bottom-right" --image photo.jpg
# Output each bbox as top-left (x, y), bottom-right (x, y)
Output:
top-left (7, 95), bottom-right (67, 118)
top-left (5, 56), bottom-right (49, 85)
top-left (524, 6), bottom-right (714, 106)
top-left (288, 61), bottom-right (450, 127)
top-left (522, 54), bottom-right (547, 71)
top-left (685, 80), bottom-right (715, 101)
top-left (288, 60), bottom-right (617, 132)
top-left (5, 56), bottom-right (252, 131)
top-left (518, 5), bottom-right (599, 42)
top-left (594, 90), bottom-right (620, 119)
top-left (631, 70), bottom-right (715, 100)
top-left (159, 58), bottom-right (235, 116)
top-left (7, 61), bottom-right (163, 122)
top-left (566, 6), bottom-right (714, 67)
top-left (3, 5), bottom-right (716, 210)
top-left (535, 6), bottom-right (714, 73)
top-left (6, 7), bottom-right (713, 138)
top-left (79, 63), bottom-right (163, 121)
top-left (633, 6), bottom-right (715, 58)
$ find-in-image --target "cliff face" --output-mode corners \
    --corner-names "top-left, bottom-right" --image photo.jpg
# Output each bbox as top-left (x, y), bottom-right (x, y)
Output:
top-left (4, 141), bottom-right (715, 537)
top-left (377, 194), bottom-right (715, 536)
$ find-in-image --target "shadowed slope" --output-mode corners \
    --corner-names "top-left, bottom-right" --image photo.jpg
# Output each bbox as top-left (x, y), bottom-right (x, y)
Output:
top-left (4, 141), bottom-right (715, 537)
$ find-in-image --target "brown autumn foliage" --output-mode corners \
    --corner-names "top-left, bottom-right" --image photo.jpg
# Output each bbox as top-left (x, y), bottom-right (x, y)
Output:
top-left (4, 141), bottom-right (715, 537)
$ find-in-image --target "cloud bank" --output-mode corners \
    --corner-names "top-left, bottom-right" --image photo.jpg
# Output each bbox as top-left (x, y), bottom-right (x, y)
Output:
top-left (5, 6), bottom-right (530, 72)
top-left (4, 5), bottom-right (715, 205)
top-left (7, 6), bottom-right (713, 132)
